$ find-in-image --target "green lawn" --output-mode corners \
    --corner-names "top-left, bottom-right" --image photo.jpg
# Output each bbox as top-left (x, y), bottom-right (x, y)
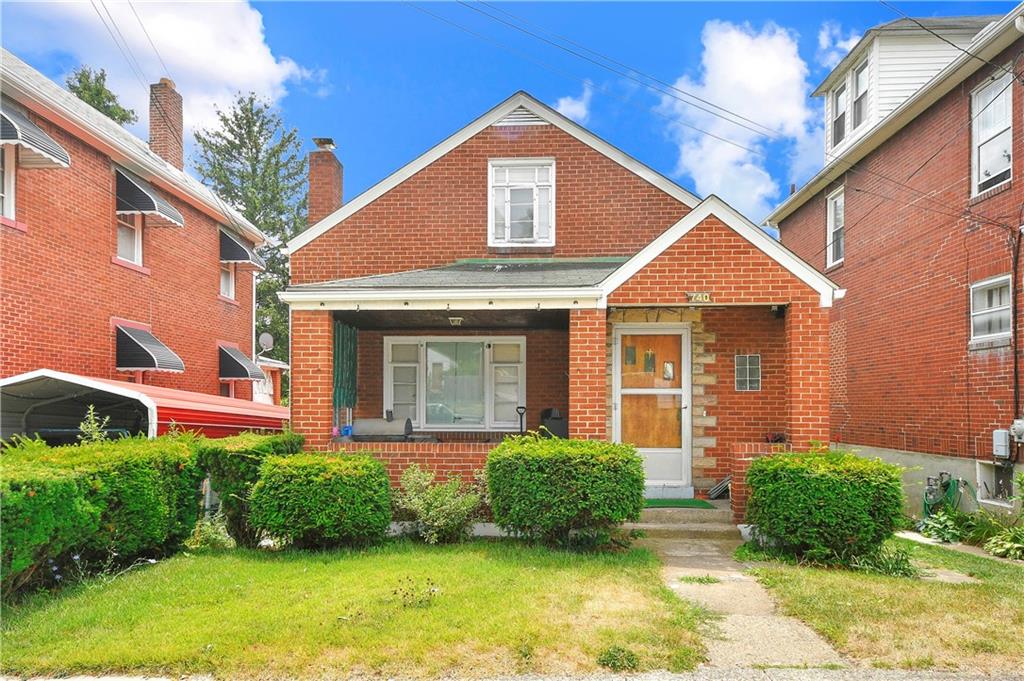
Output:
top-left (749, 539), bottom-right (1024, 672)
top-left (1, 540), bottom-right (706, 678)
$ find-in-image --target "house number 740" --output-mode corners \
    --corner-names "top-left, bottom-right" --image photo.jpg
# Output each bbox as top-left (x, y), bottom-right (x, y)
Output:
top-left (688, 291), bottom-right (712, 303)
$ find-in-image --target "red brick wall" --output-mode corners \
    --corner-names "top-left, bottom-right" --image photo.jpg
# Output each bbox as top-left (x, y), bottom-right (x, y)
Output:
top-left (778, 42), bottom-right (1024, 458)
top-left (1, 111), bottom-right (255, 399)
top-left (569, 308), bottom-right (607, 439)
top-left (291, 124), bottom-right (692, 284)
top-left (730, 442), bottom-right (792, 523)
top-left (290, 310), bottom-right (334, 450)
top-left (332, 441), bottom-right (493, 485)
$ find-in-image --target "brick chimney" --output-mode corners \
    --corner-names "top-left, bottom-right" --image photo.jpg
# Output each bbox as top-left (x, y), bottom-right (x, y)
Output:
top-left (308, 137), bottom-right (343, 226)
top-left (149, 78), bottom-right (183, 170)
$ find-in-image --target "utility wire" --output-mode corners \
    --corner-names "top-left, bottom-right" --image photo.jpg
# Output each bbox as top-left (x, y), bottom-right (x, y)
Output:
top-left (128, 0), bottom-right (172, 80)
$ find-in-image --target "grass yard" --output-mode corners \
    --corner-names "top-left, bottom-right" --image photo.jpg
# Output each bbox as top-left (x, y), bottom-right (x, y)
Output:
top-left (749, 538), bottom-right (1024, 672)
top-left (1, 540), bottom-right (706, 678)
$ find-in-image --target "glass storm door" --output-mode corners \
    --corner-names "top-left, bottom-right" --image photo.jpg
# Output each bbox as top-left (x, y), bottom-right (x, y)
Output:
top-left (614, 327), bottom-right (691, 492)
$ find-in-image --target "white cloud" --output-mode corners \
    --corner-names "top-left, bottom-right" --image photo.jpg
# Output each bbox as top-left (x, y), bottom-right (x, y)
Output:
top-left (2, 1), bottom-right (323, 157)
top-left (555, 82), bottom-right (593, 124)
top-left (817, 21), bottom-right (861, 69)
top-left (657, 20), bottom-right (820, 221)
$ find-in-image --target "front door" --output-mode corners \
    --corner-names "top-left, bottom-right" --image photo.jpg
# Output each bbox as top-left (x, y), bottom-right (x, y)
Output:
top-left (613, 326), bottom-right (692, 497)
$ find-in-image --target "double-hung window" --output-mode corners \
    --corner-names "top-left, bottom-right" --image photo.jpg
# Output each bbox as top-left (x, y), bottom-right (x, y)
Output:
top-left (489, 159), bottom-right (554, 247)
top-left (116, 213), bottom-right (143, 265)
top-left (971, 70), bottom-right (1013, 195)
top-left (826, 187), bottom-right (845, 267)
top-left (220, 263), bottom-right (235, 299)
top-left (0, 145), bottom-right (15, 220)
top-left (832, 84), bottom-right (847, 146)
top-left (384, 336), bottom-right (526, 430)
top-left (970, 275), bottom-right (1011, 341)
top-left (852, 62), bottom-right (869, 129)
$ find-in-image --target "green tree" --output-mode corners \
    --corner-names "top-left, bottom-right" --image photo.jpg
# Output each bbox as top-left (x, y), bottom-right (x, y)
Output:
top-left (193, 94), bottom-right (307, 397)
top-left (65, 66), bottom-right (138, 125)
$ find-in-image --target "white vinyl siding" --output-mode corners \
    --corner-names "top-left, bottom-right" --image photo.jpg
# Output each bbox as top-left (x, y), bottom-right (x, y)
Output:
top-left (970, 275), bottom-right (1011, 341)
top-left (874, 32), bottom-right (977, 119)
top-left (971, 70), bottom-right (1013, 195)
top-left (383, 336), bottom-right (526, 430)
top-left (826, 187), bottom-right (845, 268)
top-left (0, 145), bottom-right (15, 220)
top-left (488, 159), bottom-right (555, 247)
top-left (116, 213), bottom-right (142, 265)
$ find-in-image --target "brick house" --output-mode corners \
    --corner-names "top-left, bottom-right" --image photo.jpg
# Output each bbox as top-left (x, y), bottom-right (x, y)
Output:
top-left (0, 49), bottom-right (287, 440)
top-left (766, 8), bottom-right (1024, 507)
top-left (282, 92), bottom-right (841, 498)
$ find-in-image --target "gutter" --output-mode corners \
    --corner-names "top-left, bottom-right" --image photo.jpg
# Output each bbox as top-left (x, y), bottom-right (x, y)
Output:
top-left (278, 286), bottom-right (608, 311)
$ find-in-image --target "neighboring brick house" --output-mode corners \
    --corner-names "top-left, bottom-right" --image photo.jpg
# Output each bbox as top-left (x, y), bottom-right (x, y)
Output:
top-left (282, 92), bottom-right (841, 498)
top-left (766, 9), bottom-right (1024, 507)
top-left (0, 49), bottom-right (287, 440)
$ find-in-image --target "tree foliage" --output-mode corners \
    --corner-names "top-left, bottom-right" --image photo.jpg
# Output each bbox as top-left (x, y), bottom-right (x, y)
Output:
top-left (193, 94), bottom-right (307, 384)
top-left (65, 66), bottom-right (138, 125)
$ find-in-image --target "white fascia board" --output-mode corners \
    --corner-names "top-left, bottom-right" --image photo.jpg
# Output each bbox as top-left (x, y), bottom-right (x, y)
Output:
top-left (278, 286), bottom-right (606, 311)
top-left (602, 196), bottom-right (841, 307)
top-left (285, 91), bottom-right (701, 255)
top-left (768, 4), bottom-right (1024, 225)
top-left (0, 368), bottom-right (158, 438)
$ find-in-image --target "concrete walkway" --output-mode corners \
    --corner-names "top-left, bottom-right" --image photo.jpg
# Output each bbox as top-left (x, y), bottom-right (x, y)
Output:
top-left (638, 526), bottom-right (845, 669)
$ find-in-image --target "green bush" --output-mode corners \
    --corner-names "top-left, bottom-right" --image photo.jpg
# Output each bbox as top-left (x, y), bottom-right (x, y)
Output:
top-left (486, 434), bottom-right (645, 547)
top-left (249, 454), bottom-right (391, 548)
top-left (184, 513), bottom-right (236, 552)
top-left (596, 645), bottom-right (640, 671)
top-left (0, 435), bottom-right (202, 596)
top-left (984, 526), bottom-right (1024, 560)
top-left (196, 432), bottom-right (304, 546)
top-left (745, 451), bottom-right (904, 562)
top-left (397, 464), bottom-right (481, 544)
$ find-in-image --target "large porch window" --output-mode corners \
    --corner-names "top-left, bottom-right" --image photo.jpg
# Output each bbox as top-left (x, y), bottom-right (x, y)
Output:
top-left (383, 336), bottom-right (526, 430)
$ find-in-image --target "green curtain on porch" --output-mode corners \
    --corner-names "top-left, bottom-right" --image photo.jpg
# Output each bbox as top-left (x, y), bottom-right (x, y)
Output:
top-left (332, 321), bottom-right (357, 410)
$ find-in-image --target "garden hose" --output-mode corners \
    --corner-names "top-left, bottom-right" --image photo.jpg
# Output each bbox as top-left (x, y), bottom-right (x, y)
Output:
top-left (922, 473), bottom-right (979, 518)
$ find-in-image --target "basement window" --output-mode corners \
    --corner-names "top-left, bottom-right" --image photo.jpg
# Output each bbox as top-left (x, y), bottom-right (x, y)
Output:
top-left (970, 275), bottom-right (1011, 341)
top-left (735, 354), bottom-right (761, 392)
top-left (488, 159), bottom-right (555, 247)
top-left (971, 69), bottom-right (1013, 195)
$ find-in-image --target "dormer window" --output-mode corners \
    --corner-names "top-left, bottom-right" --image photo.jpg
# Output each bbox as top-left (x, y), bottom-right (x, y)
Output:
top-left (489, 159), bottom-right (555, 247)
top-left (832, 84), bottom-right (848, 145)
top-left (852, 62), bottom-right (869, 129)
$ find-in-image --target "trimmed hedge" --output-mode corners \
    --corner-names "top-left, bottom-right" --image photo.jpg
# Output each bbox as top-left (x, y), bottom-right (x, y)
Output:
top-left (745, 451), bottom-right (904, 562)
top-left (486, 434), bottom-right (645, 546)
top-left (196, 432), bottom-right (304, 546)
top-left (249, 454), bottom-right (392, 548)
top-left (1, 435), bottom-right (203, 595)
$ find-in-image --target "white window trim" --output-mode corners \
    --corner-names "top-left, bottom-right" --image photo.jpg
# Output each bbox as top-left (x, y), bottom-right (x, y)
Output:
top-left (220, 263), bottom-right (236, 299)
top-left (851, 60), bottom-right (869, 130)
top-left (487, 158), bottom-right (556, 248)
top-left (970, 274), bottom-right (1011, 341)
top-left (970, 67), bottom-right (1013, 197)
top-left (831, 83), bottom-right (848, 147)
top-left (734, 354), bottom-right (762, 392)
top-left (116, 213), bottom-right (143, 266)
top-left (826, 186), bottom-right (845, 268)
top-left (383, 335), bottom-right (527, 431)
top-left (1, 144), bottom-right (15, 220)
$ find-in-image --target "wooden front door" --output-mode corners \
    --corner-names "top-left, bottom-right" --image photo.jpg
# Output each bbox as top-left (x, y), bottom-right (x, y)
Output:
top-left (613, 325), bottom-right (692, 496)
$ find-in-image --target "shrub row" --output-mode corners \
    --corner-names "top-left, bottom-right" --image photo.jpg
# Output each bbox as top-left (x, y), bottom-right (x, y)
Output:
top-left (745, 450), bottom-right (904, 562)
top-left (196, 432), bottom-right (304, 547)
top-left (1, 435), bottom-right (203, 595)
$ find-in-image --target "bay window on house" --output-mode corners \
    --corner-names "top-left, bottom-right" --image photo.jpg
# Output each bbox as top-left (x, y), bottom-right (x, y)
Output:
top-left (488, 159), bottom-right (555, 247)
top-left (384, 336), bottom-right (526, 430)
top-left (971, 70), bottom-right (1012, 195)
top-left (116, 213), bottom-right (143, 265)
top-left (970, 275), bottom-right (1011, 341)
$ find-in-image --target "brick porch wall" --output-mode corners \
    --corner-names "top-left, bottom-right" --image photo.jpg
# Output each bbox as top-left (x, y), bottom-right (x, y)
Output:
top-left (730, 442), bottom-right (793, 523)
top-left (332, 441), bottom-right (494, 485)
top-left (569, 308), bottom-right (607, 439)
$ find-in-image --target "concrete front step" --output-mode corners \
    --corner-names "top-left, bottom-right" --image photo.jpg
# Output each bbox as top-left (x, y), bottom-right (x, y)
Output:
top-left (627, 521), bottom-right (741, 539)
top-left (640, 506), bottom-right (733, 524)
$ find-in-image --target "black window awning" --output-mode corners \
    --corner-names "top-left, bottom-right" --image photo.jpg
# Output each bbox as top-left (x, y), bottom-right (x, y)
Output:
top-left (116, 326), bottom-right (185, 373)
top-left (220, 229), bottom-right (265, 269)
top-left (0, 106), bottom-right (71, 169)
top-left (219, 346), bottom-right (266, 381)
top-left (115, 167), bottom-right (184, 227)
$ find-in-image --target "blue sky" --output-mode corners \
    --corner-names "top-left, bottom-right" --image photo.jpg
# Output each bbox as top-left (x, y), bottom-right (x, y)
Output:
top-left (3, 1), bottom-right (1015, 221)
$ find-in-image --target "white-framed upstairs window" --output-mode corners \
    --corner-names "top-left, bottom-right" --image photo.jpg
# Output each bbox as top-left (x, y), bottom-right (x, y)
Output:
top-left (219, 263), bottom-right (235, 299)
top-left (488, 159), bottom-right (555, 247)
top-left (971, 69), bottom-right (1013, 195)
top-left (852, 61), bottom-right (869, 130)
top-left (0, 144), bottom-right (15, 220)
top-left (116, 213), bottom-right (143, 265)
top-left (383, 336), bottom-right (526, 430)
top-left (970, 275), bottom-right (1011, 341)
top-left (826, 187), bottom-right (845, 268)
top-left (831, 84), bottom-right (848, 146)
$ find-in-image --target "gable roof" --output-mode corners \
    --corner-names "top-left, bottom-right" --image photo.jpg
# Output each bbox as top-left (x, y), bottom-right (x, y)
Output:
top-left (285, 91), bottom-right (701, 255)
top-left (768, 4), bottom-right (1024, 225)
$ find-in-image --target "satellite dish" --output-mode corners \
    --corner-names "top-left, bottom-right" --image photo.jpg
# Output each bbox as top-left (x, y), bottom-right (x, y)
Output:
top-left (258, 332), bottom-right (274, 352)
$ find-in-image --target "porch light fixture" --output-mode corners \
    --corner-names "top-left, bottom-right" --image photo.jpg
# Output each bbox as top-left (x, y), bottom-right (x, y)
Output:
top-left (448, 316), bottom-right (464, 327)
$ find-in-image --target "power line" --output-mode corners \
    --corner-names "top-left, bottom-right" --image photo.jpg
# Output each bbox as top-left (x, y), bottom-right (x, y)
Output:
top-left (127, 0), bottom-right (172, 80)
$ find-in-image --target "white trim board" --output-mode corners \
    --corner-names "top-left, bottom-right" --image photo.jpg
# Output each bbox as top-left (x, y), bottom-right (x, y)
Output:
top-left (285, 91), bottom-right (700, 255)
